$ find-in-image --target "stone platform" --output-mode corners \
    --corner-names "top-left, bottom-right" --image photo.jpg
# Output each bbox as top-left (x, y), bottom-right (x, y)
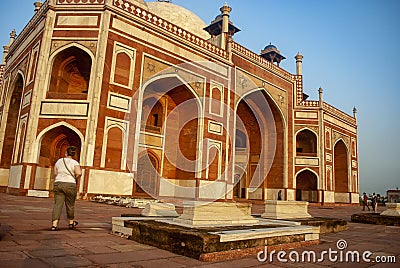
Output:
top-left (3, 193), bottom-right (400, 267)
top-left (381, 203), bottom-right (400, 217)
top-left (351, 213), bottom-right (400, 226)
top-left (112, 217), bottom-right (319, 261)
top-left (294, 217), bottom-right (348, 234)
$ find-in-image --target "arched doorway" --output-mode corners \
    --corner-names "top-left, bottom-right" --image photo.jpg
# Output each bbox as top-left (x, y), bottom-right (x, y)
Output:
top-left (236, 97), bottom-right (262, 199)
top-left (136, 76), bottom-right (200, 198)
top-left (136, 152), bottom-right (159, 196)
top-left (234, 90), bottom-right (284, 200)
top-left (296, 169), bottom-right (318, 202)
top-left (334, 140), bottom-right (349, 194)
top-left (0, 74), bottom-right (24, 168)
top-left (36, 125), bottom-right (81, 190)
top-left (233, 165), bottom-right (247, 199)
top-left (296, 129), bottom-right (317, 157)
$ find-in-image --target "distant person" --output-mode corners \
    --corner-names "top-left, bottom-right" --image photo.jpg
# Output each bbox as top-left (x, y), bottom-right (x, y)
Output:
top-left (277, 190), bottom-right (282, 201)
top-left (372, 192), bottom-right (378, 213)
top-left (51, 146), bottom-right (82, 231)
top-left (362, 192), bottom-right (370, 211)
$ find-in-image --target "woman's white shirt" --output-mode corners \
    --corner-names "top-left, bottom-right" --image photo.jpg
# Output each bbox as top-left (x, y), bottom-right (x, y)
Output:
top-left (55, 158), bottom-right (80, 183)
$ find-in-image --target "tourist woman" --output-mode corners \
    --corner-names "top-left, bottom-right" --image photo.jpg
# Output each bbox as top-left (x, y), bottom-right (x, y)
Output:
top-left (51, 146), bottom-right (82, 231)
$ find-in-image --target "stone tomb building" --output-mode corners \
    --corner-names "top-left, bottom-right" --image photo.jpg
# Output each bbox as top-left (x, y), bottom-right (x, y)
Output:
top-left (0, 0), bottom-right (359, 204)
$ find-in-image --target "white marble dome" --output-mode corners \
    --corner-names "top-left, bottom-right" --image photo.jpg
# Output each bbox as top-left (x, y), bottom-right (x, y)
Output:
top-left (147, 1), bottom-right (210, 40)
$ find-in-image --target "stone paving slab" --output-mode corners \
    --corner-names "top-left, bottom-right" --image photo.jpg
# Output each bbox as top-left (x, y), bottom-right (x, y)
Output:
top-left (0, 193), bottom-right (399, 267)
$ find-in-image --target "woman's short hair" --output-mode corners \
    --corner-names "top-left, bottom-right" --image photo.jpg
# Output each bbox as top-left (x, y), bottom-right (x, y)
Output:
top-left (66, 146), bottom-right (77, 156)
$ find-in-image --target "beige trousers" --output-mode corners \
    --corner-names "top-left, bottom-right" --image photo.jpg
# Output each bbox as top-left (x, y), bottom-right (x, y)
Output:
top-left (52, 182), bottom-right (77, 221)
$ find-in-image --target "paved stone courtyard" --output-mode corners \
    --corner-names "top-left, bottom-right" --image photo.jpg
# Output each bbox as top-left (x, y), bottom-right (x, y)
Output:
top-left (0, 193), bottom-right (399, 267)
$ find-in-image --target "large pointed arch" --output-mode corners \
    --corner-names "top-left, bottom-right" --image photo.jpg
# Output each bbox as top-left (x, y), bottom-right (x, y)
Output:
top-left (233, 87), bottom-right (286, 200)
top-left (234, 87), bottom-right (287, 127)
top-left (0, 72), bottom-right (25, 168)
top-left (43, 43), bottom-right (95, 99)
top-left (333, 139), bottom-right (349, 194)
top-left (133, 73), bottom-right (203, 176)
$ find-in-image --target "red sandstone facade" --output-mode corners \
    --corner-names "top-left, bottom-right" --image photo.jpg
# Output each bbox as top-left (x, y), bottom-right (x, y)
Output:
top-left (0, 0), bottom-right (359, 204)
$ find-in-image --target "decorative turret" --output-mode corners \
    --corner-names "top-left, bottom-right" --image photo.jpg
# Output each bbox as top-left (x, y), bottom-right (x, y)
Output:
top-left (2, 30), bottom-right (17, 64)
top-left (260, 43), bottom-right (286, 67)
top-left (295, 52), bottom-right (303, 75)
top-left (34, 1), bottom-right (43, 12)
top-left (319, 87), bottom-right (323, 108)
top-left (204, 3), bottom-right (240, 50)
top-left (353, 107), bottom-right (357, 121)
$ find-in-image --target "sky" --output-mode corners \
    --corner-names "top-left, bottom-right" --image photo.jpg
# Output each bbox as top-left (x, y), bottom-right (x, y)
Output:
top-left (0, 0), bottom-right (399, 196)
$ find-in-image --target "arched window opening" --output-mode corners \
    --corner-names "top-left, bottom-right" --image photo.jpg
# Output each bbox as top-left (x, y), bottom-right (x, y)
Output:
top-left (235, 129), bottom-right (247, 150)
top-left (141, 97), bottom-right (164, 133)
top-left (296, 129), bottom-right (317, 157)
top-left (48, 46), bottom-right (91, 99)
top-left (105, 127), bottom-right (123, 170)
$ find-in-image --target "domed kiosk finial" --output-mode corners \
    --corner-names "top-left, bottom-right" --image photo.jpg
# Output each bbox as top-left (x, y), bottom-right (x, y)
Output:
top-left (204, 3), bottom-right (240, 49)
top-left (220, 2), bottom-right (232, 14)
top-left (260, 42), bottom-right (286, 67)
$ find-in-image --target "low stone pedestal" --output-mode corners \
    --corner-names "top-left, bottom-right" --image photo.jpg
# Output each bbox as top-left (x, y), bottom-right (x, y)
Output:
top-left (261, 200), bottom-right (312, 219)
top-left (27, 190), bottom-right (49, 198)
top-left (173, 201), bottom-right (258, 226)
top-left (141, 202), bottom-right (179, 217)
top-left (380, 203), bottom-right (400, 217)
top-left (122, 219), bottom-right (319, 261)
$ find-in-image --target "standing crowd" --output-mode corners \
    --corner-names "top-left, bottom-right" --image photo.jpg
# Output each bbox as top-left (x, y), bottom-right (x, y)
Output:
top-left (362, 192), bottom-right (381, 213)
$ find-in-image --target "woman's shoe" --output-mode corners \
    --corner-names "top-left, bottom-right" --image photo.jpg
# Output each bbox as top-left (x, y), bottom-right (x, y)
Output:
top-left (69, 221), bottom-right (78, 229)
top-left (51, 226), bottom-right (60, 231)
